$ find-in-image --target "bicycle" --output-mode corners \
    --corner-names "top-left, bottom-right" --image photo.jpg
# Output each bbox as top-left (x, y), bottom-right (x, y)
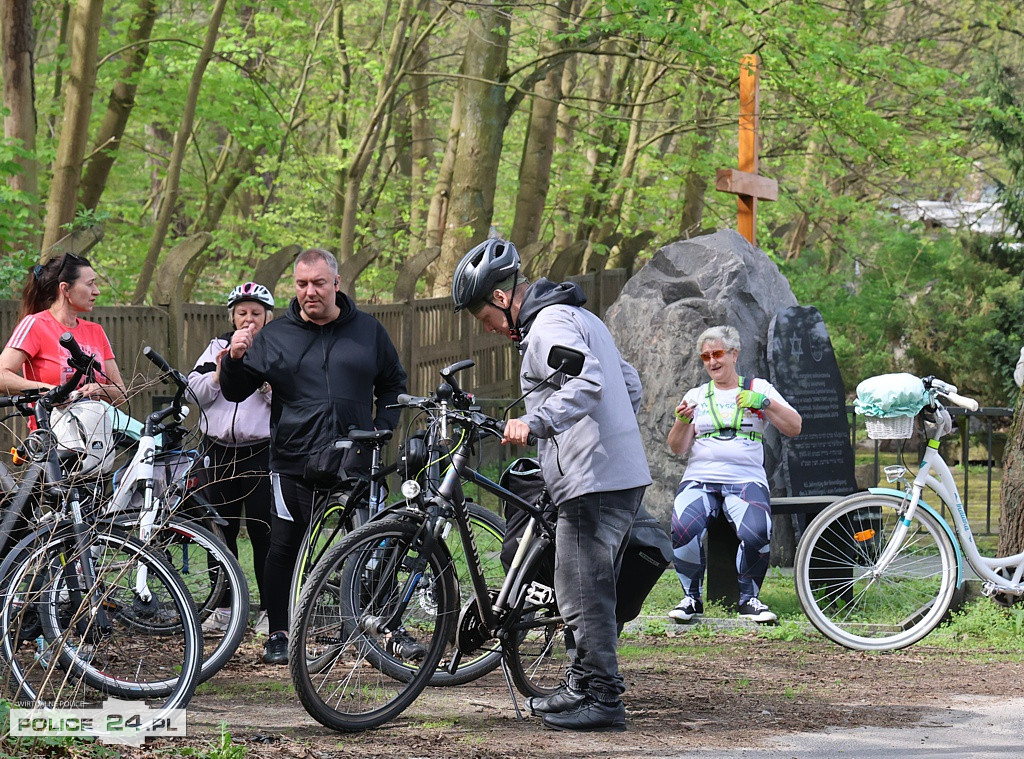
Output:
top-left (287, 348), bottom-right (582, 731)
top-left (288, 427), bottom-right (507, 688)
top-left (793, 374), bottom-right (993, 651)
top-left (94, 346), bottom-right (250, 682)
top-left (0, 335), bottom-right (203, 719)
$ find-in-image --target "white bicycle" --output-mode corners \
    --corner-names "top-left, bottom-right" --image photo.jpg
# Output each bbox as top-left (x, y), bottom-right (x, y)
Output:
top-left (793, 375), bottom-right (1021, 651)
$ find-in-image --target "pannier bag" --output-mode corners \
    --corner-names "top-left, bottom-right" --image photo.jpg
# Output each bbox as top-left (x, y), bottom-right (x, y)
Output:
top-left (616, 505), bottom-right (672, 625)
top-left (498, 457), bottom-right (672, 625)
top-left (50, 399), bottom-right (116, 477)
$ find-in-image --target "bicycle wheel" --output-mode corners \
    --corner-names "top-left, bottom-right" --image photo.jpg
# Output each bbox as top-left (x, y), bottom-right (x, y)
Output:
top-left (289, 493), bottom-right (360, 618)
top-left (502, 539), bottom-right (571, 699)
top-left (794, 493), bottom-right (958, 651)
top-left (0, 525), bottom-right (202, 709)
top-left (117, 514), bottom-right (249, 683)
top-left (288, 519), bottom-right (457, 732)
top-left (426, 502), bottom-right (505, 686)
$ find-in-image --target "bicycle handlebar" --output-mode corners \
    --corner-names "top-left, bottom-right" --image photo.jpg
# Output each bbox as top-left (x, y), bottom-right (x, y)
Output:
top-left (923, 376), bottom-right (980, 412)
top-left (143, 346), bottom-right (189, 389)
top-left (59, 332), bottom-right (97, 374)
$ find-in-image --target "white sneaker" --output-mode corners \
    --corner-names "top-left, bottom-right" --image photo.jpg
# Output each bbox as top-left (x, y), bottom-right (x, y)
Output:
top-left (202, 608), bottom-right (231, 634)
top-left (253, 609), bottom-right (269, 636)
top-left (737, 597), bottom-right (777, 624)
top-left (668, 597), bottom-right (704, 623)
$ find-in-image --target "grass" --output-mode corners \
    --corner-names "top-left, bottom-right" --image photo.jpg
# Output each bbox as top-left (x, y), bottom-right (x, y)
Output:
top-left (627, 559), bottom-right (1024, 655)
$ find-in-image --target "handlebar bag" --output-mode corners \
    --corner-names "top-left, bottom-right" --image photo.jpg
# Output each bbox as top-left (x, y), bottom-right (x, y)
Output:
top-left (51, 399), bottom-right (116, 477)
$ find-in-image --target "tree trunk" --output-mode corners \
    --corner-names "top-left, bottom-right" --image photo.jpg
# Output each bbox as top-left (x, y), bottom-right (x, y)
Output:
top-left (433, 0), bottom-right (512, 294)
top-left (594, 50), bottom-right (667, 256)
top-left (79, 0), bottom-right (159, 211)
top-left (551, 51), bottom-right (578, 257)
top-left (41, 0), bottom-right (105, 257)
top-left (406, 6), bottom-right (433, 259)
top-left (678, 78), bottom-right (718, 238)
top-left (510, 0), bottom-right (570, 247)
top-left (132, 0), bottom-right (229, 304)
top-left (998, 388), bottom-right (1024, 555)
top-left (2, 0), bottom-right (39, 207)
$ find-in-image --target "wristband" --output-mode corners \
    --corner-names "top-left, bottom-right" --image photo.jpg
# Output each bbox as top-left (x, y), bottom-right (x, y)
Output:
top-left (674, 409), bottom-right (691, 423)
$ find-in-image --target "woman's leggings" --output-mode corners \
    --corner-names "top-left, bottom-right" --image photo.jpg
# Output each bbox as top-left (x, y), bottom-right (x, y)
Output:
top-left (198, 439), bottom-right (273, 611)
top-left (670, 480), bottom-right (772, 604)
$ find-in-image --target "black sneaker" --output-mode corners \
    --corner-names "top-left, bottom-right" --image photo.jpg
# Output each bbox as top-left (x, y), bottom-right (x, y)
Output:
top-left (542, 697), bottom-right (626, 732)
top-left (737, 597), bottom-right (777, 624)
top-left (668, 597), bottom-right (703, 623)
top-left (386, 629), bottom-right (425, 662)
top-left (526, 682), bottom-right (586, 716)
top-left (262, 631), bottom-right (288, 665)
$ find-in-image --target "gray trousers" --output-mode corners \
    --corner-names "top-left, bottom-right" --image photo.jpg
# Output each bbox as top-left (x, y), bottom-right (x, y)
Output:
top-left (554, 485), bottom-right (645, 703)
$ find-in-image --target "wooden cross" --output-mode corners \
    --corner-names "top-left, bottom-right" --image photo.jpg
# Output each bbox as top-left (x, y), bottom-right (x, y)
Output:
top-left (716, 54), bottom-right (778, 247)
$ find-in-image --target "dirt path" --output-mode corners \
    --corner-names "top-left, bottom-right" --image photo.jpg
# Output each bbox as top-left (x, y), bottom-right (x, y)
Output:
top-left (125, 624), bottom-right (1024, 758)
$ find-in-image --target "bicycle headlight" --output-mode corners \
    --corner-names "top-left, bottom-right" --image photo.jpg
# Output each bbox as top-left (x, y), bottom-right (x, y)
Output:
top-left (401, 479), bottom-right (422, 500)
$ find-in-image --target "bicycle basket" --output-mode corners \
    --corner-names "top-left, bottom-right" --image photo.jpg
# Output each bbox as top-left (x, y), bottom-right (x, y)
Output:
top-left (50, 399), bottom-right (116, 477)
top-left (864, 415), bottom-right (915, 440)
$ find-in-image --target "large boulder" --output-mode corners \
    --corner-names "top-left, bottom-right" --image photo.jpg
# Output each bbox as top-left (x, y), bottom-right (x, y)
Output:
top-left (605, 229), bottom-right (798, 525)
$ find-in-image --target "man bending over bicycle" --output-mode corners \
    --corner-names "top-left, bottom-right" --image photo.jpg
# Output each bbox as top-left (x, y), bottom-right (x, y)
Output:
top-left (452, 238), bottom-right (651, 732)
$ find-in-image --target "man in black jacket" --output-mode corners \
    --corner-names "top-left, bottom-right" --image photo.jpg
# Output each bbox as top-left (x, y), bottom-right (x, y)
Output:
top-left (221, 247), bottom-right (407, 664)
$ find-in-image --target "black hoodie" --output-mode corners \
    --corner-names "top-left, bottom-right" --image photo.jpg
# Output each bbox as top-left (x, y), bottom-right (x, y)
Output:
top-left (220, 292), bottom-right (407, 476)
top-left (516, 278), bottom-right (588, 340)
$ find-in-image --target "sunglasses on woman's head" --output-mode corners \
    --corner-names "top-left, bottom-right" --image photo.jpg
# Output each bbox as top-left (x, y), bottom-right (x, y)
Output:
top-left (54, 252), bottom-right (87, 280)
top-left (700, 349), bottom-right (729, 363)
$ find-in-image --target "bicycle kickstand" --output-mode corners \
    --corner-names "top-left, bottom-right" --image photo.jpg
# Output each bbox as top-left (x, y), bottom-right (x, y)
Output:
top-left (499, 657), bottom-right (525, 720)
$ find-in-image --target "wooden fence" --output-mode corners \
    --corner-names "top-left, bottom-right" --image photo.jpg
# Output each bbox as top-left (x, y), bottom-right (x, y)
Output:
top-left (0, 269), bottom-right (627, 434)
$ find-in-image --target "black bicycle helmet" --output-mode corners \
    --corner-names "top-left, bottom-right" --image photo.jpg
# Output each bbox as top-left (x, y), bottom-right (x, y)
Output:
top-left (451, 238), bottom-right (521, 313)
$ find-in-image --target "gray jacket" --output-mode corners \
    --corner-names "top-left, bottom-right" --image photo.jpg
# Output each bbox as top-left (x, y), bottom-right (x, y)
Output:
top-left (516, 279), bottom-right (651, 504)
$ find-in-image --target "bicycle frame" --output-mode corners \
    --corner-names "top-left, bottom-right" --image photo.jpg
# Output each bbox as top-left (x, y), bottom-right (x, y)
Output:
top-left (377, 414), bottom-right (555, 674)
top-left (883, 434), bottom-right (1024, 592)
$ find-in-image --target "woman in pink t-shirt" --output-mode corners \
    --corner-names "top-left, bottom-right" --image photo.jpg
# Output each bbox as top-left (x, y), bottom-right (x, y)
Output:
top-left (0, 253), bottom-right (127, 404)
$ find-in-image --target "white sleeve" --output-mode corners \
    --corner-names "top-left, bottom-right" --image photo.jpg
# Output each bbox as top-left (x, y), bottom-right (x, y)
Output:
top-left (754, 378), bottom-right (795, 411)
top-left (1015, 347), bottom-right (1024, 389)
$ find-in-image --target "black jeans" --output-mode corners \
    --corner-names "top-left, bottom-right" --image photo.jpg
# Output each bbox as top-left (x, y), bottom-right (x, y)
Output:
top-left (554, 485), bottom-right (645, 703)
top-left (264, 473), bottom-right (317, 635)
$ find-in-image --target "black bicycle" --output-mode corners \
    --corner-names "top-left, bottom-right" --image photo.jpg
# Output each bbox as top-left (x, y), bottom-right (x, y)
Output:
top-left (287, 347), bottom-right (583, 731)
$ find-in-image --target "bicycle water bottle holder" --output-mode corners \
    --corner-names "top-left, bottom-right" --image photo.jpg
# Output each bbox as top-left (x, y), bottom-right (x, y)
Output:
top-left (883, 465), bottom-right (907, 484)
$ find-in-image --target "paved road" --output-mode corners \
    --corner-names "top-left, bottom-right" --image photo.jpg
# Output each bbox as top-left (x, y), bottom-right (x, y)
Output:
top-left (672, 695), bottom-right (1024, 758)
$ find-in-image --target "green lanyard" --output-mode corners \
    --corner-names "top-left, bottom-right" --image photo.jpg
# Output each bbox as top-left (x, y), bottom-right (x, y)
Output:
top-left (698, 377), bottom-right (763, 442)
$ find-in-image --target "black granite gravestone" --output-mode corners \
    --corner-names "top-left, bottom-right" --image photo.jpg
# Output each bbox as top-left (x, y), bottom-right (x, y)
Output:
top-left (767, 305), bottom-right (858, 497)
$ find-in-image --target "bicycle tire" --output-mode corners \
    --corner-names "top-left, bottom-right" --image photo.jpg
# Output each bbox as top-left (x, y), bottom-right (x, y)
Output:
top-left (326, 503), bottom-right (507, 687)
top-left (289, 492), bottom-right (360, 619)
top-left (794, 493), bottom-right (959, 651)
top-left (0, 524), bottom-right (202, 709)
top-left (288, 519), bottom-right (457, 732)
top-left (501, 539), bottom-right (570, 699)
top-left (113, 513), bottom-right (249, 683)
top-left (425, 503), bottom-right (506, 686)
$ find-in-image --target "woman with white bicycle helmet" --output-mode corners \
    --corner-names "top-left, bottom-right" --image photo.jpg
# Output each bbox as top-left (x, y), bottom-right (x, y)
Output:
top-left (188, 282), bottom-right (275, 637)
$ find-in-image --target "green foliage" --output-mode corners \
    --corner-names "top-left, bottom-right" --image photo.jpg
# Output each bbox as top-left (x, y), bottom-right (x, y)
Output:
top-left (0, 128), bottom-right (38, 271)
top-left (783, 218), bottom-right (1018, 403)
top-left (929, 597), bottom-right (1024, 652)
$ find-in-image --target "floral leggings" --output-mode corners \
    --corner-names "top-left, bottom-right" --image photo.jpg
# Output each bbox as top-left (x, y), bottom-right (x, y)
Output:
top-left (670, 480), bottom-right (772, 604)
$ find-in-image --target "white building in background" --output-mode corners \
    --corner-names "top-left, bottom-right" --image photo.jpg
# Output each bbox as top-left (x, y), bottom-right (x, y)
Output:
top-left (891, 189), bottom-right (1018, 238)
